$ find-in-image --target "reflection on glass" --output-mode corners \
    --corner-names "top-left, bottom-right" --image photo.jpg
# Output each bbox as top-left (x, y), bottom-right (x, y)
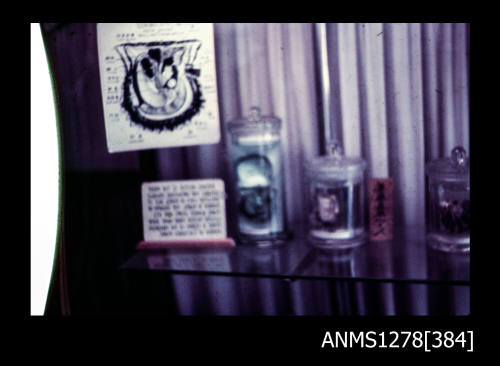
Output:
top-left (313, 248), bottom-right (356, 277)
top-left (426, 243), bottom-right (470, 282)
top-left (236, 245), bottom-right (287, 275)
top-left (365, 239), bottom-right (395, 278)
top-left (145, 249), bottom-right (232, 272)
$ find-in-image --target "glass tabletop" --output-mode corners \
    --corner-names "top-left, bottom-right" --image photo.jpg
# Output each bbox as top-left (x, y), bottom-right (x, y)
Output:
top-left (120, 226), bottom-right (470, 285)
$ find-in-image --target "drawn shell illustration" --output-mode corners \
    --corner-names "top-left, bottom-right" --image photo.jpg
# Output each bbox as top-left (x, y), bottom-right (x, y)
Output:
top-left (236, 154), bottom-right (275, 223)
top-left (115, 40), bottom-right (204, 131)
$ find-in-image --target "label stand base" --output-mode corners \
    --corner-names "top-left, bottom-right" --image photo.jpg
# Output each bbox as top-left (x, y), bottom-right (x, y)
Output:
top-left (137, 238), bottom-right (236, 250)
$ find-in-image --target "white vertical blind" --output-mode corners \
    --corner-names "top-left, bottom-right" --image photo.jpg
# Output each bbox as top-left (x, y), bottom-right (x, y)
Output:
top-left (441, 23), bottom-right (458, 155)
top-left (358, 23), bottom-right (389, 178)
top-left (337, 23), bottom-right (363, 158)
top-left (422, 23), bottom-right (441, 161)
top-left (383, 23), bottom-right (427, 228)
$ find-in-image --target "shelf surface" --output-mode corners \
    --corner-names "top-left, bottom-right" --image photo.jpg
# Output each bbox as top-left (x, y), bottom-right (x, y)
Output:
top-left (121, 227), bottom-right (470, 285)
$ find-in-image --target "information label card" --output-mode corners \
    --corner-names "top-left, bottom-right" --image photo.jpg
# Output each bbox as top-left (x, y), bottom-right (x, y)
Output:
top-left (142, 179), bottom-right (227, 242)
top-left (97, 23), bottom-right (220, 153)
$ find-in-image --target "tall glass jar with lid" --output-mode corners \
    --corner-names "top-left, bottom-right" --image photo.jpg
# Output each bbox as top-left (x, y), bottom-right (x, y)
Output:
top-left (227, 107), bottom-right (288, 246)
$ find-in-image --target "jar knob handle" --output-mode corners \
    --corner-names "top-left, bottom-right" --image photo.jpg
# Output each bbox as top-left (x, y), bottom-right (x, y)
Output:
top-left (248, 106), bottom-right (261, 123)
top-left (327, 141), bottom-right (343, 158)
top-left (451, 146), bottom-right (467, 167)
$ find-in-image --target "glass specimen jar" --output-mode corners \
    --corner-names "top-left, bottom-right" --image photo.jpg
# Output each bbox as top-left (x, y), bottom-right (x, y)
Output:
top-left (305, 142), bottom-right (367, 249)
top-left (426, 146), bottom-right (470, 253)
top-left (227, 107), bottom-right (288, 246)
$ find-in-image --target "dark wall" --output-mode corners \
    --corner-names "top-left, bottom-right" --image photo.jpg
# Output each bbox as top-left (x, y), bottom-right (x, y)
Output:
top-left (42, 23), bottom-right (178, 314)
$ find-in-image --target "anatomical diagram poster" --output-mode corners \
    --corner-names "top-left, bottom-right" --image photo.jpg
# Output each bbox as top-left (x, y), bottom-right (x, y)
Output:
top-left (97, 23), bottom-right (221, 153)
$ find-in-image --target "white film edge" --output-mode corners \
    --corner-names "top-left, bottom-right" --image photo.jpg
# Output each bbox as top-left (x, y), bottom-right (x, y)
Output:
top-left (97, 23), bottom-right (221, 153)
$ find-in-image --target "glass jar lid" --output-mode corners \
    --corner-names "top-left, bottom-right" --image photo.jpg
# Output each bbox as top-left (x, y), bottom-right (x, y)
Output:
top-left (306, 141), bottom-right (366, 181)
top-left (426, 146), bottom-right (470, 181)
top-left (228, 107), bottom-right (281, 137)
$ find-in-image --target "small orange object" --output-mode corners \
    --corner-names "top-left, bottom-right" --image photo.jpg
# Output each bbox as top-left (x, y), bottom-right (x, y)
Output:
top-left (369, 178), bottom-right (394, 241)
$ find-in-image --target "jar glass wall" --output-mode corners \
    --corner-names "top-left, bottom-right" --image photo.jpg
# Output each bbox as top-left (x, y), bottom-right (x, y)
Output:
top-left (426, 146), bottom-right (470, 253)
top-left (227, 107), bottom-right (288, 246)
top-left (306, 142), bottom-right (367, 249)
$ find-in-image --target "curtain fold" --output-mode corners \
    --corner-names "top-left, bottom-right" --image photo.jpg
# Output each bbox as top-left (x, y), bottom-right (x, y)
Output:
top-left (357, 23), bottom-right (389, 178)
